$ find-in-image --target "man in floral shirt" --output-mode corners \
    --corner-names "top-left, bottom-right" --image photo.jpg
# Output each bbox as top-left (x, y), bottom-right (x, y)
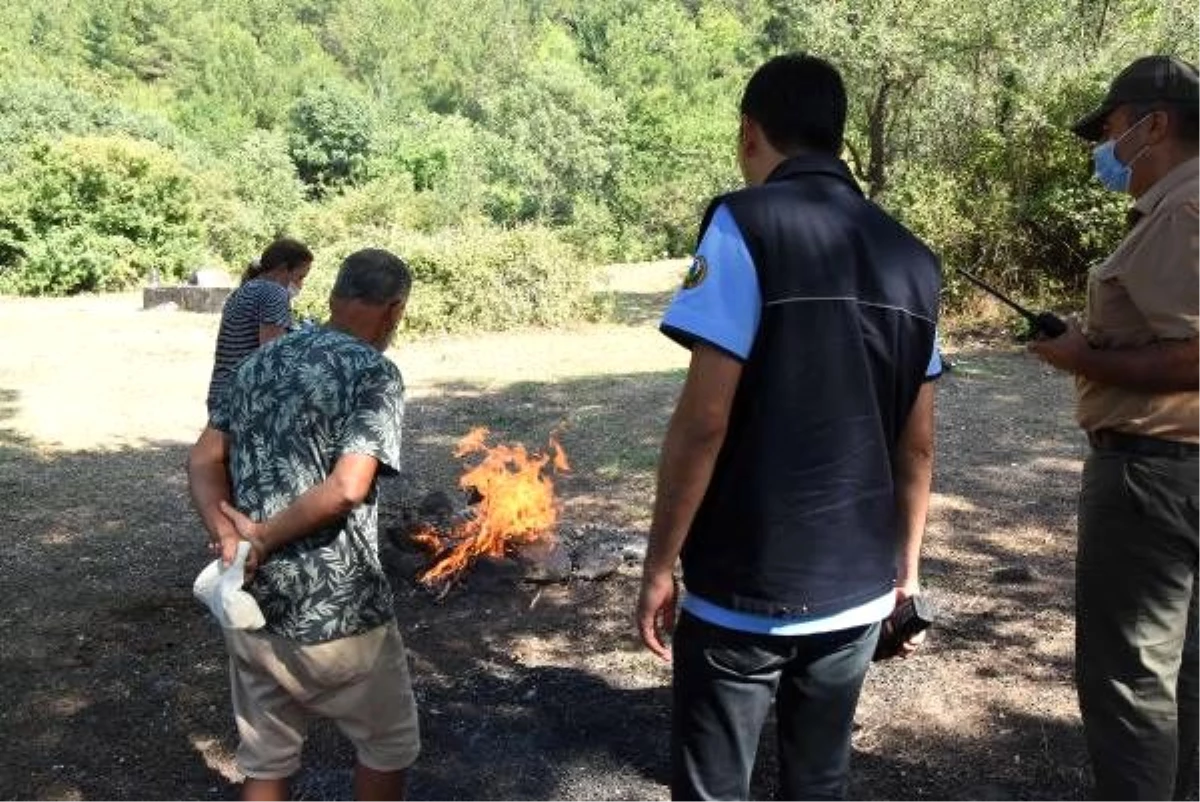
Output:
top-left (188, 248), bottom-right (418, 801)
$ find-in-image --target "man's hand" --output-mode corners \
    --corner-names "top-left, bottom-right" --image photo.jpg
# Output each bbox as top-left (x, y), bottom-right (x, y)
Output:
top-left (636, 568), bottom-right (678, 662)
top-left (1028, 319), bottom-right (1089, 374)
top-left (891, 583), bottom-right (925, 659)
top-left (218, 501), bottom-right (269, 576)
top-left (208, 515), bottom-right (243, 567)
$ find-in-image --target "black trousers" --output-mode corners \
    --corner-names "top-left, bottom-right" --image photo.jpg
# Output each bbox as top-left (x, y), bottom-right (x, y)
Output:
top-left (670, 611), bottom-right (879, 801)
top-left (1077, 447), bottom-right (1199, 800)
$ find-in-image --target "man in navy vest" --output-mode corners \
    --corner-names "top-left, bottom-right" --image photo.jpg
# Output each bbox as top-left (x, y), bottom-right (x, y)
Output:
top-left (635, 54), bottom-right (942, 800)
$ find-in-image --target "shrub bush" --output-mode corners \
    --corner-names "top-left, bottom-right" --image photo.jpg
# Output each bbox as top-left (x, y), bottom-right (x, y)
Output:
top-left (366, 111), bottom-right (505, 232)
top-left (292, 225), bottom-right (606, 334)
top-left (287, 86), bottom-right (375, 197)
top-left (191, 130), bottom-right (309, 267)
top-left (4, 226), bottom-right (203, 294)
top-left (0, 135), bottom-right (207, 294)
top-left (0, 79), bottom-right (182, 154)
top-left (293, 176), bottom-right (422, 250)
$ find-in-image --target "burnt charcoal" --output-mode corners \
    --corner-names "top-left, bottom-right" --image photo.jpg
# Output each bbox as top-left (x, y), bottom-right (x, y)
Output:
top-left (571, 541), bottom-right (623, 581)
top-left (377, 472), bottom-right (422, 516)
top-left (378, 495), bottom-right (421, 544)
top-left (379, 538), bottom-right (430, 583)
top-left (449, 506), bottom-right (478, 527)
top-left (382, 523), bottom-right (427, 553)
top-left (563, 524), bottom-right (647, 564)
top-left (464, 555), bottom-right (525, 588)
top-left (515, 539), bottom-right (572, 584)
top-left (418, 490), bottom-right (456, 520)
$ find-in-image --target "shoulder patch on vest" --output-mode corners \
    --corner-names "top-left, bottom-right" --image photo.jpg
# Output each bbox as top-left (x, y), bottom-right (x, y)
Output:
top-left (682, 255), bottom-right (708, 290)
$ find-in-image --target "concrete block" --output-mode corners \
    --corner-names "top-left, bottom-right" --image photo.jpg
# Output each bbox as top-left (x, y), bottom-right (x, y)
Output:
top-left (143, 286), bottom-right (233, 314)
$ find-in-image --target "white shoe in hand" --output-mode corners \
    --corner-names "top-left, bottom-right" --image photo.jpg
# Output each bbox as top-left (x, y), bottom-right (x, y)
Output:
top-left (193, 540), bottom-right (266, 630)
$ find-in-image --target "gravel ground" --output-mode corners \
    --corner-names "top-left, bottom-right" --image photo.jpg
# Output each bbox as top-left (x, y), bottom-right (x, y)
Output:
top-left (0, 272), bottom-right (1103, 800)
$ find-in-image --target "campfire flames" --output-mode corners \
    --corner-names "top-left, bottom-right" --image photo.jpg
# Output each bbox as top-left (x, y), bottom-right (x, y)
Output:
top-left (415, 427), bottom-right (570, 586)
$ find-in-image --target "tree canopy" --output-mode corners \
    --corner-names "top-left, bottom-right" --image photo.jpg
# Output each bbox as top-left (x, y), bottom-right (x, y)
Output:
top-left (0, 0), bottom-right (1193, 326)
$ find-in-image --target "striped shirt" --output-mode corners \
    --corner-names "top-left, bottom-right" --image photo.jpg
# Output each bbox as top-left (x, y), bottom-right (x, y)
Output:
top-left (206, 279), bottom-right (293, 418)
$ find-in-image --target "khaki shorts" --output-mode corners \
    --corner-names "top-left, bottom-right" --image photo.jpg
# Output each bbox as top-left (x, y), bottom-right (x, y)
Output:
top-left (224, 621), bottom-right (420, 779)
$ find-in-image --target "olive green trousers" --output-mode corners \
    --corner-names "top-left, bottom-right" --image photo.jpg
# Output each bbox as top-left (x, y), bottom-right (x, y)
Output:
top-left (1077, 448), bottom-right (1198, 800)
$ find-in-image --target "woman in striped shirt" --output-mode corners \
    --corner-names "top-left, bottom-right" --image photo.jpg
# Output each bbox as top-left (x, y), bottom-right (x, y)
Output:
top-left (205, 238), bottom-right (313, 419)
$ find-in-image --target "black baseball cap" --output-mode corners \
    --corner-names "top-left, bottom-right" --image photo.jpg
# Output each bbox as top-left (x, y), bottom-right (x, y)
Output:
top-left (1072, 55), bottom-right (1199, 141)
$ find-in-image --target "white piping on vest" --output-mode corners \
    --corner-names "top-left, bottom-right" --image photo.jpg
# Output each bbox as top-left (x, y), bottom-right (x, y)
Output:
top-left (763, 295), bottom-right (937, 326)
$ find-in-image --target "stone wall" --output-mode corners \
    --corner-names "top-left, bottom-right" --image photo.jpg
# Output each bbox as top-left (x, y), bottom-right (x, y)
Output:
top-left (143, 286), bottom-right (232, 313)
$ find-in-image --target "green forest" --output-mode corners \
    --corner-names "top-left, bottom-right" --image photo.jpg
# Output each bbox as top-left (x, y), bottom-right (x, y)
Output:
top-left (0, 0), bottom-right (1194, 331)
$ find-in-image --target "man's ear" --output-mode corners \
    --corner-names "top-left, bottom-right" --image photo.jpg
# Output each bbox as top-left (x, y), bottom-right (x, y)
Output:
top-left (1148, 108), bottom-right (1174, 145)
top-left (1137, 106), bottom-right (1176, 147)
top-left (739, 115), bottom-right (758, 160)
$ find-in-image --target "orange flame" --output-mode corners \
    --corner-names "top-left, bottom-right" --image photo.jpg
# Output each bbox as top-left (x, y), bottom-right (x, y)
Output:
top-left (409, 525), bottom-right (444, 554)
top-left (418, 427), bottom-right (570, 586)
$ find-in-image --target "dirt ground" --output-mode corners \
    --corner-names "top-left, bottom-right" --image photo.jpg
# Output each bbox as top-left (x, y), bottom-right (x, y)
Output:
top-left (0, 263), bottom-right (1098, 800)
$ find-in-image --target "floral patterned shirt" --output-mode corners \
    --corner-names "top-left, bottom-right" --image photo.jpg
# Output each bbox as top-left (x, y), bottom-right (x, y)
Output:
top-left (210, 327), bottom-right (404, 643)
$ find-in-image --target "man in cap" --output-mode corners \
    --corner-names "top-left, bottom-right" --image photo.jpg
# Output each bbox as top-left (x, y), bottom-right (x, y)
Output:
top-left (1030, 55), bottom-right (1198, 800)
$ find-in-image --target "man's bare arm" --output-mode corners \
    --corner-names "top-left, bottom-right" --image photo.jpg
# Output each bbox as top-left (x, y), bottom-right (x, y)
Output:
top-left (893, 382), bottom-right (935, 596)
top-left (637, 344), bottom-right (742, 659)
top-left (1075, 337), bottom-right (1198, 392)
top-left (1030, 324), bottom-right (1198, 392)
top-left (219, 453), bottom-right (381, 559)
top-left (644, 345), bottom-right (744, 572)
top-left (187, 426), bottom-right (239, 563)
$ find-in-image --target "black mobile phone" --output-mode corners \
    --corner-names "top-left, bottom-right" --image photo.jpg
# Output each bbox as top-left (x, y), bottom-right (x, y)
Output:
top-left (872, 594), bottom-right (935, 661)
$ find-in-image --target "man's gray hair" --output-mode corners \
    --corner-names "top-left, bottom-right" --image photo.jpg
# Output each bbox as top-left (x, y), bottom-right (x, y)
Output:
top-left (331, 248), bottom-right (413, 305)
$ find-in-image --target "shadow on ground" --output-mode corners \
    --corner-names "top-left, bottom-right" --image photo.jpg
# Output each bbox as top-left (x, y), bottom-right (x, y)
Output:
top-left (0, 347), bottom-right (1097, 800)
top-left (608, 287), bottom-right (677, 328)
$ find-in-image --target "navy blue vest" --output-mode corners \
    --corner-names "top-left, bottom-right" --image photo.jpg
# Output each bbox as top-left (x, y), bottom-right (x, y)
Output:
top-left (680, 154), bottom-right (941, 618)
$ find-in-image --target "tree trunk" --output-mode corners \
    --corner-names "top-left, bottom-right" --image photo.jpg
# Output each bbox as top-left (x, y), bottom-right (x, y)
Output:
top-left (866, 77), bottom-right (892, 199)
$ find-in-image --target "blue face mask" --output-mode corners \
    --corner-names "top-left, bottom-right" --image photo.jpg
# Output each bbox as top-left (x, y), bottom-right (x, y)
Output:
top-left (1092, 115), bottom-right (1152, 193)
